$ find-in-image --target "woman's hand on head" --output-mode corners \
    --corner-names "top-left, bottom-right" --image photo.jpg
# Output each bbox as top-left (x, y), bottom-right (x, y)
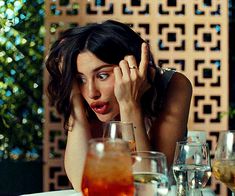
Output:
top-left (113, 43), bottom-right (151, 106)
top-left (70, 80), bottom-right (87, 121)
top-left (70, 80), bottom-right (82, 106)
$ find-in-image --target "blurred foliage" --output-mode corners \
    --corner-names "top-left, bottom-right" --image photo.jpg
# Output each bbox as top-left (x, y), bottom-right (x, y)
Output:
top-left (0, 0), bottom-right (44, 161)
top-left (220, 106), bottom-right (235, 119)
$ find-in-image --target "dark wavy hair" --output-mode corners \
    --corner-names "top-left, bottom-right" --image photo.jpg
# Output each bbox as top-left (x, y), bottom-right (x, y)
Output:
top-left (45, 20), bottom-right (160, 130)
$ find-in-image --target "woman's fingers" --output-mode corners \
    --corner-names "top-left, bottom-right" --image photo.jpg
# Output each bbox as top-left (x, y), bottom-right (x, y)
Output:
top-left (116, 43), bottom-right (148, 81)
top-left (124, 55), bottom-right (138, 80)
top-left (124, 55), bottom-right (137, 68)
top-left (113, 66), bottom-right (123, 82)
top-left (139, 42), bottom-right (149, 77)
top-left (70, 80), bottom-right (80, 100)
top-left (114, 43), bottom-right (150, 104)
top-left (119, 60), bottom-right (131, 80)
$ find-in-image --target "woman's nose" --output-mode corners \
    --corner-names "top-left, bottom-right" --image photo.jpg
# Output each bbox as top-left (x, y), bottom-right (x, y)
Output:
top-left (88, 81), bottom-right (101, 99)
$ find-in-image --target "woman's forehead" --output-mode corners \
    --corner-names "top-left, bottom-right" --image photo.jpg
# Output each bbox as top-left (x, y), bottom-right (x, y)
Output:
top-left (76, 51), bottom-right (113, 73)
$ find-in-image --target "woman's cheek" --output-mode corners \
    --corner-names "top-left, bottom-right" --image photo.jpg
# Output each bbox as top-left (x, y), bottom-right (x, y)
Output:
top-left (99, 82), bottom-right (115, 96)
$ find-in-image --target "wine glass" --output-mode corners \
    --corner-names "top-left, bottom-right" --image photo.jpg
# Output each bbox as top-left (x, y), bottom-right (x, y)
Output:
top-left (172, 141), bottom-right (211, 196)
top-left (82, 138), bottom-right (134, 195)
top-left (212, 130), bottom-right (235, 196)
top-left (131, 151), bottom-right (169, 196)
top-left (103, 121), bottom-right (136, 151)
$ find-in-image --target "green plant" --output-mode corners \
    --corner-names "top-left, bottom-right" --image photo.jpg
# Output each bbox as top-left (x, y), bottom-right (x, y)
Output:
top-left (0, 0), bottom-right (44, 161)
top-left (219, 106), bottom-right (235, 120)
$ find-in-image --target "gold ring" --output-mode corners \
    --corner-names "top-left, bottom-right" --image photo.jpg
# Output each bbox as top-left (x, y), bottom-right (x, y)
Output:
top-left (129, 66), bottom-right (137, 69)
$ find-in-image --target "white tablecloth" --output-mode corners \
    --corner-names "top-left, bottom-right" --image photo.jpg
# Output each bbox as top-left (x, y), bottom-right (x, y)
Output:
top-left (21, 186), bottom-right (215, 196)
top-left (21, 190), bottom-right (82, 196)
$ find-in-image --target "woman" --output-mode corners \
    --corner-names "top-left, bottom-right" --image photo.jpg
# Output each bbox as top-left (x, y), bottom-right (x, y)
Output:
top-left (46, 20), bottom-right (192, 191)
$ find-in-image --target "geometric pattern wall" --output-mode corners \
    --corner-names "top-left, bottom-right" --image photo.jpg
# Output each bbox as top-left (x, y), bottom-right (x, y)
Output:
top-left (43, 0), bottom-right (229, 195)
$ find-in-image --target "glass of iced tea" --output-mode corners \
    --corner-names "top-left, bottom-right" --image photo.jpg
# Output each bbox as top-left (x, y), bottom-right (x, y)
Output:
top-left (103, 121), bottom-right (136, 152)
top-left (131, 151), bottom-right (169, 196)
top-left (82, 138), bottom-right (134, 196)
top-left (212, 130), bottom-right (235, 195)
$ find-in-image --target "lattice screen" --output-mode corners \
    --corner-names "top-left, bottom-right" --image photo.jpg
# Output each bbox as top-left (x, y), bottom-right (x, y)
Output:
top-left (43, 0), bottom-right (229, 195)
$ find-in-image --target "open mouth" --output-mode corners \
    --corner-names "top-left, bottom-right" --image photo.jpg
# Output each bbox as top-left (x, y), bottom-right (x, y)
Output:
top-left (90, 102), bottom-right (109, 114)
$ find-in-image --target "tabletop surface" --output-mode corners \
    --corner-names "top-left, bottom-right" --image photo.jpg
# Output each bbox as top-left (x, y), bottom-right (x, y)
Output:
top-left (21, 190), bottom-right (82, 196)
top-left (21, 186), bottom-right (215, 196)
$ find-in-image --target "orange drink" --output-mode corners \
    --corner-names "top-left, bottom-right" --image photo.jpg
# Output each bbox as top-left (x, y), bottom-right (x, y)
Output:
top-left (82, 138), bottom-right (134, 196)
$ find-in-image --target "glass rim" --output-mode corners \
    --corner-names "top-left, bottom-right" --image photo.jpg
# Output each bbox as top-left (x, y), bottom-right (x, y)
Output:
top-left (131, 151), bottom-right (166, 158)
top-left (218, 130), bottom-right (235, 134)
top-left (218, 130), bottom-right (235, 132)
top-left (176, 140), bottom-right (208, 146)
top-left (88, 137), bottom-right (129, 144)
top-left (108, 121), bottom-right (134, 125)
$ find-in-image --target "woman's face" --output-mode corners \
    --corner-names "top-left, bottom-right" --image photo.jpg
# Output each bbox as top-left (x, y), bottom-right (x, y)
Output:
top-left (76, 51), bottom-right (120, 122)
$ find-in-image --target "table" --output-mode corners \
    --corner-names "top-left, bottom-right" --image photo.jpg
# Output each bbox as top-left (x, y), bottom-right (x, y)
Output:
top-left (21, 186), bottom-right (215, 196)
top-left (21, 190), bottom-right (82, 196)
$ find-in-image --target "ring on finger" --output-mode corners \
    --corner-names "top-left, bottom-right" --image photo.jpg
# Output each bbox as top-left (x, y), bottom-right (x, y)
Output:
top-left (129, 65), bottom-right (137, 69)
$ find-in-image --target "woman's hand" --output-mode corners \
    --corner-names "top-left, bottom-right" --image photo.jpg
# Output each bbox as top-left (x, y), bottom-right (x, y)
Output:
top-left (70, 80), bottom-right (88, 124)
top-left (113, 43), bottom-right (151, 151)
top-left (113, 43), bottom-right (151, 106)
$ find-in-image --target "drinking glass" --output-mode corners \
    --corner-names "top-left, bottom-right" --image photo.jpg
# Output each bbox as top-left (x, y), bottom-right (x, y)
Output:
top-left (131, 151), bottom-right (169, 196)
top-left (103, 121), bottom-right (136, 151)
top-left (172, 141), bottom-right (211, 196)
top-left (212, 130), bottom-right (235, 196)
top-left (82, 138), bottom-right (134, 196)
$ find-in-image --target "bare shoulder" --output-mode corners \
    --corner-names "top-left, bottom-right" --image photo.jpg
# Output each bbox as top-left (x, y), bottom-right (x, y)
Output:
top-left (169, 71), bottom-right (193, 95)
top-left (150, 72), bottom-right (192, 166)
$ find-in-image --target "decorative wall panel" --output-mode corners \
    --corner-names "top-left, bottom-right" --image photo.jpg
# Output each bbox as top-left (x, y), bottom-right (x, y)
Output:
top-left (44, 0), bottom-right (229, 195)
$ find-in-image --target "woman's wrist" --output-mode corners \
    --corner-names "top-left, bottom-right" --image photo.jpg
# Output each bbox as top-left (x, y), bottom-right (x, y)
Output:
top-left (119, 101), bottom-right (142, 121)
top-left (68, 114), bottom-right (90, 134)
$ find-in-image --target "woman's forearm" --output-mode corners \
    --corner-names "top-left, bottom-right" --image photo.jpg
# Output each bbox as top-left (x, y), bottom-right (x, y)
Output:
top-left (64, 119), bottom-right (91, 192)
top-left (119, 102), bottom-right (150, 151)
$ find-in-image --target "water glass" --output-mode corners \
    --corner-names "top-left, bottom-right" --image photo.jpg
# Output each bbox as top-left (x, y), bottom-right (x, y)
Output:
top-left (172, 141), bottom-right (211, 196)
top-left (82, 138), bottom-right (134, 196)
top-left (103, 121), bottom-right (136, 151)
top-left (131, 151), bottom-right (169, 196)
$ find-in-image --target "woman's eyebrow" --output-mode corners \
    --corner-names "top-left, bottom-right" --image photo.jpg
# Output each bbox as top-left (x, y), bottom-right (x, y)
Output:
top-left (93, 64), bottom-right (115, 72)
top-left (76, 64), bottom-right (115, 75)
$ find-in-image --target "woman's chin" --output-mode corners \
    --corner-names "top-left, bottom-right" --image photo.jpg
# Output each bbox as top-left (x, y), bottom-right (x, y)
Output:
top-left (96, 113), bottom-right (120, 122)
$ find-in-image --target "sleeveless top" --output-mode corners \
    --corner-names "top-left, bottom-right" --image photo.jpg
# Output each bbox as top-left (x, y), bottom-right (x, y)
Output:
top-left (145, 68), bottom-right (176, 136)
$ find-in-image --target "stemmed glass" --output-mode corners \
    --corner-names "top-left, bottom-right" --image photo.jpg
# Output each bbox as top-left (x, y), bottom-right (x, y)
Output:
top-left (82, 138), bottom-right (134, 195)
top-left (172, 141), bottom-right (211, 196)
top-left (103, 121), bottom-right (136, 152)
top-left (212, 130), bottom-right (235, 196)
top-left (131, 151), bottom-right (169, 195)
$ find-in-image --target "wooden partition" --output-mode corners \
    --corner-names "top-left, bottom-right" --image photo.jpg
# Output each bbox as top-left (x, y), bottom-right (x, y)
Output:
top-left (43, 0), bottom-right (229, 195)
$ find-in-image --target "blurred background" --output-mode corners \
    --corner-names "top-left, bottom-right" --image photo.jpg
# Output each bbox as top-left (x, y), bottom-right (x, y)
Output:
top-left (0, 0), bottom-right (234, 195)
top-left (0, 0), bottom-right (44, 195)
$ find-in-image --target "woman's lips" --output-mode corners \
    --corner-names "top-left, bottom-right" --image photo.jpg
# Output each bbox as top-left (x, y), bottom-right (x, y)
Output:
top-left (90, 102), bottom-right (109, 114)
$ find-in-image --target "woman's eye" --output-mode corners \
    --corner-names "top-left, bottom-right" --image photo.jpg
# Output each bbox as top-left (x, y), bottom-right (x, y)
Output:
top-left (97, 73), bottom-right (109, 80)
